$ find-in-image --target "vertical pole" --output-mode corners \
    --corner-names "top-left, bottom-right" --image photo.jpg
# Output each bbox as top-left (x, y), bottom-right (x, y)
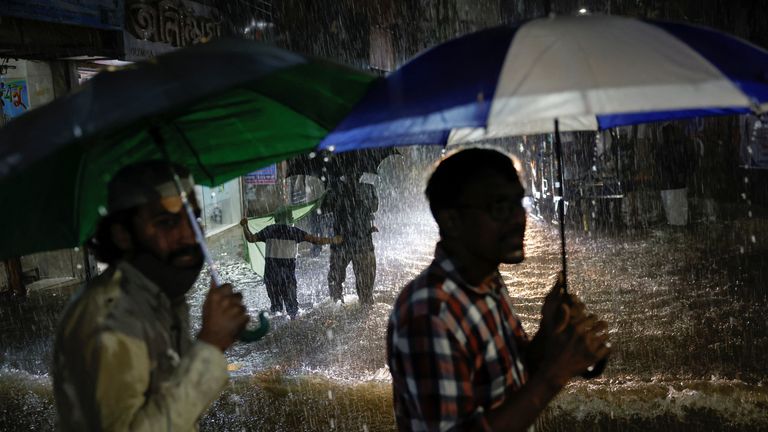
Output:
top-left (555, 119), bottom-right (608, 379)
top-left (148, 126), bottom-right (269, 342)
top-left (553, 119), bottom-right (567, 289)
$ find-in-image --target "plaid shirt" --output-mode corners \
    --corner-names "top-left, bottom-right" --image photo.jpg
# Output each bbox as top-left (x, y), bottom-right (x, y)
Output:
top-left (387, 244), bottom-right (529, 432)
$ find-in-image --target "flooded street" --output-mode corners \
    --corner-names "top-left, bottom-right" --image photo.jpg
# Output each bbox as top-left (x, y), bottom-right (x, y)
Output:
top-left (193, 209), bottom-right (768, 431)
top-left (1, 153), bottom-right (767, 431)
top-left (4, 0), bottom-right (768, 430)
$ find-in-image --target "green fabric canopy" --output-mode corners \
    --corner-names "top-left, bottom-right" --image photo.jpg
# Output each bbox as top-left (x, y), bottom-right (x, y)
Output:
top-left (0, 40), bottom-right (376, 259)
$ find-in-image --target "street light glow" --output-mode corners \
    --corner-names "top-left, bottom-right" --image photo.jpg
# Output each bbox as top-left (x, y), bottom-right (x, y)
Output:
top-left (579, 8), bottom-right (588, 14)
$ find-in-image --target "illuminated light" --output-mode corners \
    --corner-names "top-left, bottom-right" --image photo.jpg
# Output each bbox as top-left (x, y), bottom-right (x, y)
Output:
top-left (578, 8), bottom-right (588, 14)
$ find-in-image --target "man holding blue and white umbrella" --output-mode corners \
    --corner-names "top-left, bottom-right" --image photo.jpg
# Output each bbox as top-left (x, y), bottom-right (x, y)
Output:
top-left (387, 148), bottom-right (610, 432)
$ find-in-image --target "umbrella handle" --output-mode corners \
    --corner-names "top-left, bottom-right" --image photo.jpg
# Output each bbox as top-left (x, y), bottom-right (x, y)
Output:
top-left (554, 119), bottom-right (607, 379)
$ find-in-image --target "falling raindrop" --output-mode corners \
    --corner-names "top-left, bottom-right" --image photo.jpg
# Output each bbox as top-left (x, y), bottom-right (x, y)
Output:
top-left (72, 124), bottom-right (83, 137)
top-left (98, 206), bottom-right (108, 216)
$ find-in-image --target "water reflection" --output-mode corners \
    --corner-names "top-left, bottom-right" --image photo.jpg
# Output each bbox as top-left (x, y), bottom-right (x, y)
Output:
top-left (1, 156), bottom-right (767, 430)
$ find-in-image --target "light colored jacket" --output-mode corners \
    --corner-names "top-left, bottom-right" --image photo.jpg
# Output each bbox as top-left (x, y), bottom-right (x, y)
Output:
top-left (53, 261), bottom-right (228, 431)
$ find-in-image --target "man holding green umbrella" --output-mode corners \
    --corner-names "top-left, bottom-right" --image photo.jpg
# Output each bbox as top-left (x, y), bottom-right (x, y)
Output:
top-left (53, 161), bottom-right (249, 431)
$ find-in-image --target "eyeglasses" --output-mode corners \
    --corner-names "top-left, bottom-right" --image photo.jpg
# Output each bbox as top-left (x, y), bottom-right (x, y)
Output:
top-left (456, 199), bottom-right (525, 222)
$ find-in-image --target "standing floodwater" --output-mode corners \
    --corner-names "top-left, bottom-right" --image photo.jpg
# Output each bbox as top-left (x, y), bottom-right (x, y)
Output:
top-left (1, 149), bottom-right (767, 431)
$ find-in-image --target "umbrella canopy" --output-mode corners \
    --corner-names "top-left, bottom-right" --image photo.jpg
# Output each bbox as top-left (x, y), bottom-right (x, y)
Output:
top-left (285, 147), bottom-right (400, 179)
top-left (0, 39), bottom-right (377, 259)
top-left (320, 14), bottom-right (768, 152)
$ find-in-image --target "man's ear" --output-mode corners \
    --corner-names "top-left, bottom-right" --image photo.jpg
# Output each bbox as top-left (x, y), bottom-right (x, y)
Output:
top-left (110, 223), bottom-right (133, 251)
top-left (435, 209), bottom-right (462, 239)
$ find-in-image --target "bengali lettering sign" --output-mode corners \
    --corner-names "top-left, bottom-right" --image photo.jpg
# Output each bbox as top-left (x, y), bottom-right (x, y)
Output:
top-left (126, 0), bottom-right (222, 49)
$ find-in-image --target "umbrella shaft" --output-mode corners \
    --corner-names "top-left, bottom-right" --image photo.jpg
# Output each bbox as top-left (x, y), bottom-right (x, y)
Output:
top-left (149, 126), bottom-right (223, 287)
top-left (554, 119), bottom-right (568, 292)
top-left (179, 194), bottom-right (223, 287)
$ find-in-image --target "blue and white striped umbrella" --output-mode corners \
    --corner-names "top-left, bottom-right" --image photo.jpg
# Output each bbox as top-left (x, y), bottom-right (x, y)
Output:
top-left (321, 14), bottom-right (768, 152)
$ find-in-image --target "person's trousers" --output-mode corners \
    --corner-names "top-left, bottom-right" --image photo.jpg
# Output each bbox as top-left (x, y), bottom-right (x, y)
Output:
top-left (264, 258), bottom-right (298, 317)
top-left (328, 246), bottom-right (376, 305)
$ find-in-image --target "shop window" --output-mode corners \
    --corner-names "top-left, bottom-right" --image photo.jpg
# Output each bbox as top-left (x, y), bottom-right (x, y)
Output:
top-left (195, 178), bottom-right (242, 235)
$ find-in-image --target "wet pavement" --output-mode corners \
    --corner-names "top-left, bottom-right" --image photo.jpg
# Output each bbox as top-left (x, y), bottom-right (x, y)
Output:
top-left (1, 196), bottom-right (767, 431)
top-left (197, 203), bottom-right (768, 431)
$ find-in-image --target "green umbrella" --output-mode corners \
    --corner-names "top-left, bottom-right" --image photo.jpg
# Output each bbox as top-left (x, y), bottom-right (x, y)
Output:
top-left (0, 39), bottom-right (377, 260)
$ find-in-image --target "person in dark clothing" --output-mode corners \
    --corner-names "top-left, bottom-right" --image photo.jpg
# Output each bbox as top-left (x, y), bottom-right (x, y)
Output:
top-left (323, 177), bottom-right (378, 306)
top-left (240, 210), bottom-right (340, 319)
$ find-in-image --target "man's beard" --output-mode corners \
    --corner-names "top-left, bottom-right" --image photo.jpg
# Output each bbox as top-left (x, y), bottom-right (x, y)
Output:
top-left (130, 245), bottom-right (204, 299)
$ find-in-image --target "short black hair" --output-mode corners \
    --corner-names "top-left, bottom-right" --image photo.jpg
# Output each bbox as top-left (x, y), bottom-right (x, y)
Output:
top-left (425, 147), bottom-right (520, 215)
top-left (85, 208), bottom-right (137, 265)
